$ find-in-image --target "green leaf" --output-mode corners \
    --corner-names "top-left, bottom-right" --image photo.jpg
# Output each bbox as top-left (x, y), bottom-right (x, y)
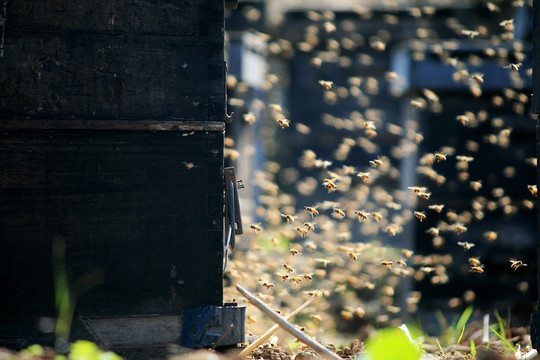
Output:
top-left (470, 339), bottom-right (476, 358)
top-left (21, 344), bottom-right (44, 358)
top-left (69, 340), bottom-right (100, 360)
top-left (367, 327), bottom-right (421, 360)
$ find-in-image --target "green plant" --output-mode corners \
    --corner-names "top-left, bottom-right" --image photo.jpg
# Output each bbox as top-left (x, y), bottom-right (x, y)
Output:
top-left (366, 327), bottom-right (422, 360)
top-left (490, 326), bottom-right (516, 353)
top-left (435, 306), bottom-right (474, 347)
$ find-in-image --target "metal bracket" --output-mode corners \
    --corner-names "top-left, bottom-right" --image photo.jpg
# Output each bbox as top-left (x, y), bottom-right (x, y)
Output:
top-left (224, 167), bottom-right (243, 271)
top-left (179, 304), bottom-right (245, 348)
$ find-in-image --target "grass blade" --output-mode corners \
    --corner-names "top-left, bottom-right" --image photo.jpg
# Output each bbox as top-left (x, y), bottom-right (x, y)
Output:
top-left (490, 326), bottom-right (516, 352)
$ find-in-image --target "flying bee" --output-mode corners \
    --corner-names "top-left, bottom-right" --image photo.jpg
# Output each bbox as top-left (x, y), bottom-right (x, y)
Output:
top-left (277, 118), bottom-right (290, 129)
top-left (290, 248), bottom-right (301, 256)
top-left (354, 210), bottom-right (370, 222)
top-left (348, 251), bottom-right (358, 260)
top-left (281, 213), bottom-right (297, 223)
top-left (462, 29), bottom-right (479, 39)
top-left (468, 257), bottom-right (481, 266)
top-left (408, 186), bottom-right (426, 194)
top-left (396, 259), bottom-right (407, 267)
top-left (303, 222), bottom-right (316, 231)
top-left (420, 266), bottom-right (435, 273)
top-left (369, 158), bottom-right (383, 168)
top-left (456, 115), bottom-right (471, 126)
top-left (283, 263), bottom-right (294, 273)
top-left (381, 260), bottom-right (393, 269)
top-left (333, 208), bottom-right (346, 217)
top-left (314, 258), bottom-right (332, 267)
top-left (371, 212), bottom-right (383, 222)
top-left (357, 172), bottom-right (371, 182)
top-left (470, 180), bottom-right (483, 192)
top-left (318, 80), bottom-right (333, 90)
top-left (305, 206), bottom-right (319, 217)
top-left (504, 63), bottom-right (522, 72)
top-left (428, 204), bottom-right (445, 213)
top-left (302, 273), bottom-right (314, 281)
top-left (457, 241), bottom-right (475, 250)
top-left (453, 224), bottom-right (468, 235)
top-left (510, 259), bottom-right (527, 271)
top-left (483, 231), bottom-right (497, 242)
top-left (290, 276), bottom-right (303, 285)
top-left (470, 264), bottom-right (485, 273)
top-left (402, 249), bottom-right (414, 258)
top-left (434, 153), bottom-right (447, 162)
top-left (323, 178), bottom-right (338, 192)
top-left (311, 314), bottom-right (322, 322)
top-left (277, 273), bottom-right (289, 282)
top-left (417, 191), bottom-right (431, 199)
top-left (250, 223), bottom-right (262, 233)
top-left (296, 227), bottom-right (308, 237)
top-left (262, 282), bottom-right (274, 290)
top-left (472, 73), bottom-right (484, 84)
top-left (426, 227), bottom-right (439, 236)
top-left (528, 184), bottom-right (538, 196)
top-left (414, 211), bottom-right (426, 222)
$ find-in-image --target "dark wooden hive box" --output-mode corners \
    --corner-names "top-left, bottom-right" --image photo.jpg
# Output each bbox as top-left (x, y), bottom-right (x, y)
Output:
top-left (0, 0), bottom-right (229, 352)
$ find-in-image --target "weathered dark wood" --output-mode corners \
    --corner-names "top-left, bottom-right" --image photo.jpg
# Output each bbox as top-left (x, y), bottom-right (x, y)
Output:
top-left (0, 120), bottom-right (225, 131)
top-left (0, 0), bottom-right (225, 122)
top-left (0, 130), bottom-right (224, 346)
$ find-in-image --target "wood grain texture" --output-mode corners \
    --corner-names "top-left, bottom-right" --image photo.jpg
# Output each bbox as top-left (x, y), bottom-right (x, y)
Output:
top-left (0, 130), bottom-right (224, 346)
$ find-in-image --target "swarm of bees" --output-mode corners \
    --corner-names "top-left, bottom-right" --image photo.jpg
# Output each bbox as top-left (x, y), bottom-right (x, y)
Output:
top-left (224, 0), bottom-right (535, 343)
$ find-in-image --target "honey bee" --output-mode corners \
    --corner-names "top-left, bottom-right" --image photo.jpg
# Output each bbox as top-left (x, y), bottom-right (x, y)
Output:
top-left (499, 19), bottom-right (514, 31)
top-left (250, 223), bottom-right (262, 233)
top-left (408, 186), bottom-right (426, 194)
top-left (457, 241), bottom-right (475, 250)
top-left (434, 153), bottom-right (447, 162)
top-left (483, 231), bottom-right (497, 242)
top-left (303, 222), bottom-right (316, 231)
top-left (271, 238), bottom-right (280, 247)
top-left (319, 80), bottom-right (333, 89)
top-left (471, 73), bottom-right (484, 84)
top-left (262, 282), bottom-right (274, 290)
top-left (305, 206), bottom-right (319, 217)
top-left (354, 210), bottom-right (370, 222)
top-left (290, 248), bottom-right (301, 256)
top-left (402, 249), bottom-right (414, 258)
top-left (281, 213), bottom-right (297, 223)
top-left (528, 184), bottom-right (538, 196)
top-left (417, 191), bottom-right (431, 199)
top-left (277, 273), bottom-right (289, 282)
top-left (426, 227), bottom-right (439, 236)
top-left (243, 113), bottom-right (256, 125)
top-left (428, 204), bottom-right (444, 213)
top-left (396, 259), bottom-right (407, 267)
top-left (470, 180), bottom-right (483, 192)
top-left (357, 172), bottom-right (371, 182)
top-left (414, 211), bottom-right (426, 222)
top-left (420, 266), bottom-right (435, 273)
top-left (333, 208), bottom-right (346, 217)
top-left (453, 224), bottom-right (468, 235)
top-left (283, 263), bottom-right (294, 273)
top-left (296, 227), bottom-right (308, 237)
top-left (510, 259), bottom-right (527, 271)
top-left (323, 178), bottom-right (338, 192)
top-left (470, 264), bottom-right (485, 273)
top-left (468, 257), bottom-right (481, 266)
top-left (277, 118), bottom-right (290, 129)
top-left (381, 260), bottom-right (393, 269)
top-left (461, 29), bottom-right (479, 39)
top-left (311, 314), bottom-right (323, 322)
top-left (371, 212), bottom-right (383, 222)
top-left (504, 63), bottom-right (522, 72)
top-left (302, 273), bottom-right (314, 281)
top-left (456, 115), bottom-right (471, 126)
top-left (369, 158), bottom-right (383, 168)
top-left (348, 251), bottom-right (358, 260)
top-left (290, 276), bottom-right (303, 285)
top-left (314, 258), bottom-right (332, 267)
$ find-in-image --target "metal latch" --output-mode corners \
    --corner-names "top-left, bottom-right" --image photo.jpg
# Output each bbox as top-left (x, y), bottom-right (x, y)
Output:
top-left (224, 167), bottom-right (242, 271)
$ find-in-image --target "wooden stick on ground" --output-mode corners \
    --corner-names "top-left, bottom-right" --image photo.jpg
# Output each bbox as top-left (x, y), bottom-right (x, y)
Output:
top-left (236, 284), bottom-right (342, 360)
top-left (237, 290), bottom-right (321, 358)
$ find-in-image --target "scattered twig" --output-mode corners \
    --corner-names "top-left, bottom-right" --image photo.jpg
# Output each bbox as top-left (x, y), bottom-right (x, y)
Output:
top-left (236, 284), bottom-right (341, 360)
top-left (237, 290), bottom-right (321, 358)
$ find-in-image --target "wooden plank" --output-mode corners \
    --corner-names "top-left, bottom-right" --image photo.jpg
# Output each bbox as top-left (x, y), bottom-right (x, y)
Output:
top-left (0, 120), bottom-right (225, 131)
top-left (4, 0), bottom-right (222, 36)
top-left (0, 33), bottom-right (224, 121)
